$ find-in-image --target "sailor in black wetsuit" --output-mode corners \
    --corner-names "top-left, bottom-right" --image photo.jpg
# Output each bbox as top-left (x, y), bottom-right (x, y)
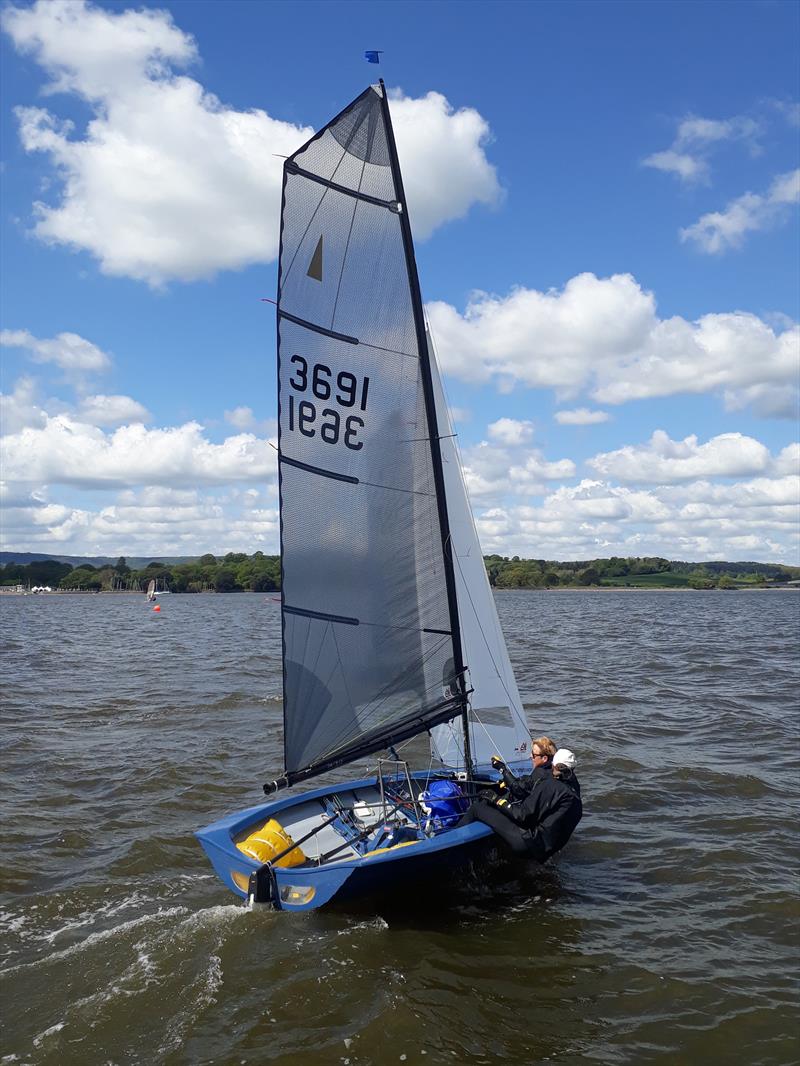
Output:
top-left (496, 735), bottom-right (555, 798)
top-left (496, 737), bottom-right (581, 802)
top-left (459, 748), bottom-right (582, 862)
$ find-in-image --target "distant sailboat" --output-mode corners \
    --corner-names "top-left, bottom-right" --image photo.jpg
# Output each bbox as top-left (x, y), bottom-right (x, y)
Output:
top-left (146, 579), bottom-right (156, 602)
top-left (197, 82), bottom-right (530, 911)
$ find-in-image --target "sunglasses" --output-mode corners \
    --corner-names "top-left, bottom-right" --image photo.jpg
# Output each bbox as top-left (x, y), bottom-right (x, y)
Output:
top-left (532, 751), bottom-right (546, 759)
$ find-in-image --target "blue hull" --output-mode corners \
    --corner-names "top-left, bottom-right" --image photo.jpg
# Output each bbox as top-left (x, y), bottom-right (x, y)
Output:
top-left (196, 771), bottom-right (507, 912)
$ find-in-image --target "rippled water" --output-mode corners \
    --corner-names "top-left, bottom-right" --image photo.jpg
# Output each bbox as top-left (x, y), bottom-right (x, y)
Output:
top-left (2, 590), bottom-right (798, 1065)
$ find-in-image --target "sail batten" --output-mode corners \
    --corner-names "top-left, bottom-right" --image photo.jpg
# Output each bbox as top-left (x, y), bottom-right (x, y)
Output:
top-left (278, 309), bottom-right (359, 345)
top-left (277, 83), bottom-right (464, 781)
top-left (278, 695), bottom-right (465, 788)
top-left (285, 160), bottom-right (400, 212)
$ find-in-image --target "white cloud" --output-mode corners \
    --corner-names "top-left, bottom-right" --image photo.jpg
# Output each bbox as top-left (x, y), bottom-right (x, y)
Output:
top-left (773, 442), bottom-right (800, 476)
top-left (427, 272), bottom-right (799, 415)
top-left (2, 1), bottom-right (500, 285)
top-left (223, 406), bottom-right (275, 436)
top-left (1, 368), bottom-right (149, 433)
top-left (3, 0), bottom-right (196, 100)
top-left (554, 408), bottom-right (610, 425)
top-left (587, 430), bottom-right (788, 484)
top-left (509, 452), bottom-right (576, 487)
top-left (77, 394), bottom-right (150, 426)
top-left (487, 417), bottom-right (534, 446)
top-left (674, 115), bottom-right (761, 150)
top-left (770, 170), bottom-right (800, 203)
top-left (723, 382), bottom-right (799, 420)
top-left (2, 416), bottom-right (278, 488)
top-left (389, 90), bottom-right (501, 240)
top-left (0, 484), bottom-right (280, 555)
top-left (461, 436), bottom-right (575, 504)
top-left (1, 327), bottom-right (111, 370)
top-left (673, 474), bottom-right (799, 511)
top-left (473, 474), bottom-right (799, 562)
top-left (0, 377), bottom-right (48, 435)
top-left (539, 480), bottom-right (671, 524)
top-left (680, 168), bottom-right (800, 253)
top-left (642, 112), bottom-right (762, 185)
top-left (594, 311), bottom-right (799, 407)
top-left (770, 99), bottom-right (800, 128)
top-left (428, 273), bottom-right (656, 389)
top-left (224, 406), bottom-right (257, 430)
top-left (642, 150), bottom-right (710, 184)
top-left (2, 422), bottom-right (796, 560)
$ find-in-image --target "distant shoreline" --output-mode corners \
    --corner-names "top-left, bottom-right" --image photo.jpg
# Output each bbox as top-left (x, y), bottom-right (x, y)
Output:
top-left (2, 585), bottom-right (796, 596)
top-left (494, 584), bottom-right (800, 592)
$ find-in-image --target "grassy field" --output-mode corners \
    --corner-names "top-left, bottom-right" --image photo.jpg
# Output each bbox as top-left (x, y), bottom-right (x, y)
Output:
top-left (601, 573), bottom-right (773, 589)
top-left (602, 573), bottom-right (691, 588)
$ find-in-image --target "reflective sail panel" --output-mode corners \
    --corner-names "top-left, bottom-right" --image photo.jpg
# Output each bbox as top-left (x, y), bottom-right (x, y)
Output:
top-left (426, 335), bottom-right (531, 769)
top-left (277, 85), bottom-right (458, 781)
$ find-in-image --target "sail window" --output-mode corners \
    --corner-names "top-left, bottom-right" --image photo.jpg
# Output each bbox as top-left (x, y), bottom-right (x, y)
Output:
top-left (307, 236), bottom-right (323, 281)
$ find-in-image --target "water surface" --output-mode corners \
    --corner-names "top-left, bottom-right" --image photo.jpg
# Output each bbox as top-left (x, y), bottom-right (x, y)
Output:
top-left (2, 590), bottom-right (798, 1064)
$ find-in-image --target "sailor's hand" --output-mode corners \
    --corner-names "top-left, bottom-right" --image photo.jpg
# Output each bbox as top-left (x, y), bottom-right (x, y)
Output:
top-left (490, 755), bottom-right (506, 771)
top-left (488, 793), bottom-right (510, 809)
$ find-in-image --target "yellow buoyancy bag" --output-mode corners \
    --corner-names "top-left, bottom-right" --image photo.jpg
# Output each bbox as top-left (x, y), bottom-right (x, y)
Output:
top-left (236, 818), bottom-right (306, 868)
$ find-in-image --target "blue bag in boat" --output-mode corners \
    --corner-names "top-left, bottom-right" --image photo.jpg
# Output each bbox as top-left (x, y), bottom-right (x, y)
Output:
top-left (418, 779), bottom-right (468, 831)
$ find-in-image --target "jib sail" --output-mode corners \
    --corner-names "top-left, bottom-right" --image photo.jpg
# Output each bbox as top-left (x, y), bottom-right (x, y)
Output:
top-left (276, 83), bottom-right (465, 785)
top-left (426, 333), bottom-right (531, 769)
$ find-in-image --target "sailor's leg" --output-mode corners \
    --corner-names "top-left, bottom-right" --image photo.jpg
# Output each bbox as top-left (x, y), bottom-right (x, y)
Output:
top-left (458, 800), bottom-right (532, 856)
top-left (456, 806), bottom-right (480, 827)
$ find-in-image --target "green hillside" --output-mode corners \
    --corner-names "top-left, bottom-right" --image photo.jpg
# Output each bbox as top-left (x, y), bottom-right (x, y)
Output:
top-left (2, 552), bottom-right (798, 592)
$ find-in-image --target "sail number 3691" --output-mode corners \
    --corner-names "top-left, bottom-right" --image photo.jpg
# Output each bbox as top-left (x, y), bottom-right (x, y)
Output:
top-left (287, 355), bottom-right (369, 451)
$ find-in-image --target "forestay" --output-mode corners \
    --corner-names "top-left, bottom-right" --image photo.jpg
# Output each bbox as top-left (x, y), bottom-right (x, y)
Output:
top-left (277, 84), bottom-right (462, 785)
top-left (427, 335), bottom-right (531, 769)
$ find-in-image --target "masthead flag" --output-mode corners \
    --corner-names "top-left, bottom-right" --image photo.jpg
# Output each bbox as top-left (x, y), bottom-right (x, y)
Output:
top-left (364, 50), bottom-right (382, 64)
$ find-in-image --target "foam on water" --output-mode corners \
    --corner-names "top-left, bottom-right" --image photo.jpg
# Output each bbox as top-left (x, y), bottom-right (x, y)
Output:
top-left (0, 906), bottom-right (188, 977)
top-left (31, 1023), bottom-right (65, 1050)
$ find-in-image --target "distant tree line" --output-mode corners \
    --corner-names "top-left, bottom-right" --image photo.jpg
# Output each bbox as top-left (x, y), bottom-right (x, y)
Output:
top-left (0, 553), bottom-right (280, 593)
top-left (1, 553), bottom-right (797, 593)
top-left (483, 555), bottom-right (799, 589)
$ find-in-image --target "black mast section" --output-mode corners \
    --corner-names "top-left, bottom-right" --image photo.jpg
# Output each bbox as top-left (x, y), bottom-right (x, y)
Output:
top-left (378, 80), bottom-right (474, 777)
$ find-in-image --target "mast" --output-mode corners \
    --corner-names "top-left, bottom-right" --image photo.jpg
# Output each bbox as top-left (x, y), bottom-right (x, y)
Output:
top-left (377, 80), bottom-right (473, 777)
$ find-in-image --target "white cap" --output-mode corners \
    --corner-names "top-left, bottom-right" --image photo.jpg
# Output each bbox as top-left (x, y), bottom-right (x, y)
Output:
top-left (552, 748), bottom-right (576, 770)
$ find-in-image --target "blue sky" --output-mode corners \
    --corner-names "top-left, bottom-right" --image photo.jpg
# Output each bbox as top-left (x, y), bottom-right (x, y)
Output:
top-left (1, 0), bottom-right (798, 562)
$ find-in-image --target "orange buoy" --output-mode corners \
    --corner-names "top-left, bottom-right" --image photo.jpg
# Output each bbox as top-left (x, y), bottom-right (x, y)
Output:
top-left (153, 605), bottom-right (161, 612)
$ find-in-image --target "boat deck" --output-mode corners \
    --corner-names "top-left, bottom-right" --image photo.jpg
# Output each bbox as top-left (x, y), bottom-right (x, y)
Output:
top-left (234, 783), bottom-right (424, 866)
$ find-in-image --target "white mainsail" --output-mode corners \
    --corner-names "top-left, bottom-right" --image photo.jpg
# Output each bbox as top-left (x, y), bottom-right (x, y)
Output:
top-left (427, 334), bottom-right (531, 768)
top-left (275, 84), bottom-right (465, 784)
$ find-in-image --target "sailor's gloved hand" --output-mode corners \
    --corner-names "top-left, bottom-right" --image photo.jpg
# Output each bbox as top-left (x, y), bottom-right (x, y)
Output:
top-left (490, 755), bottom-right (506, 772)
top-left (488, 793), bottom-right (510, 810)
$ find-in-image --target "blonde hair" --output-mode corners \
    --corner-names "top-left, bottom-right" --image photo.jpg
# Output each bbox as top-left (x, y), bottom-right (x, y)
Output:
top-left (531, 736), bottom-right (557, 759)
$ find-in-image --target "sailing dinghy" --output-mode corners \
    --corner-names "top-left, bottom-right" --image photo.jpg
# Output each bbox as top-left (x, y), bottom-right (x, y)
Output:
top-left (197, 82), bottom-right (531, 911)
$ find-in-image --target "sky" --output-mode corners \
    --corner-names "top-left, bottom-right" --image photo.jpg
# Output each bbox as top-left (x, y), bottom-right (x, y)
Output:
top-left (0, 0), bottom-right (798, 563)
